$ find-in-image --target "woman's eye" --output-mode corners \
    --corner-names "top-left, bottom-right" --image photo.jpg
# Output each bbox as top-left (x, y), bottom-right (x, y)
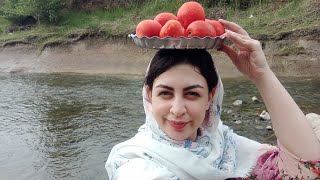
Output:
top-left (158, 91), bottom-right (172, 96)
top-left (186, 92), bottom-right (200, 97)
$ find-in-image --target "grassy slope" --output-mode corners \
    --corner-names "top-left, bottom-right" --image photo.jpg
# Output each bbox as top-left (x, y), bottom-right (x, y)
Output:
top-left (225, 0), bottom-right (320, 36)
top-left (0, 0), bottom-right (319, 48)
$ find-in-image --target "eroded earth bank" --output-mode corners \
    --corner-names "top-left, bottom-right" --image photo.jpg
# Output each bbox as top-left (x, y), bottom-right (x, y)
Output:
top-left (0, 35), bottom-right (319, 78)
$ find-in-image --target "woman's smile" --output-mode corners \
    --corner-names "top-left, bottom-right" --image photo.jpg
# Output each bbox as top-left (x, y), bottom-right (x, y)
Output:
top-left (167, 120), bottom-right (189, 132)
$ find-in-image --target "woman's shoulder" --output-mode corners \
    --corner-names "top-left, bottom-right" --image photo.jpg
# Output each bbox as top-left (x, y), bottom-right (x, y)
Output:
top-left (106, 136), bottom-right (179, 180)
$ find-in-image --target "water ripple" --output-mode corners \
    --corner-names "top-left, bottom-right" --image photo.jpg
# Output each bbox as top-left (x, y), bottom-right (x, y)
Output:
top-left (0, 74), bottom-right (318, 179)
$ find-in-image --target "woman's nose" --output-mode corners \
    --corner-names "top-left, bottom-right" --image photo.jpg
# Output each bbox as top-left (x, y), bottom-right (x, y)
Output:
top-left (170, 97), bottom-right (186, 117)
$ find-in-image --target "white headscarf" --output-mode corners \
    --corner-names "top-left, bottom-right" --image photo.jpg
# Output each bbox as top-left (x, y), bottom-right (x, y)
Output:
top-left (106, 53), bottom-right (267, 180)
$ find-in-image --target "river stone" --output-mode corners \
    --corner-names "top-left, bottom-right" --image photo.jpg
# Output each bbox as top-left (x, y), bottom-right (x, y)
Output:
top-left (232, 113), bottom-right (243, 119)
top-left (234, 120), bottom-right (242, 124)
top-left (266, 125), bottom-right (273, 130)
top-left (255, 125), bottom-right (264, 130)
top-left (259, 110), bottom-right (271, 120)
top-left (227, 110), bottom-right (233, 114)
top-left (252, 96), bottom-right (259, 102)
top-left (233, 100), bottom-right (242, 106)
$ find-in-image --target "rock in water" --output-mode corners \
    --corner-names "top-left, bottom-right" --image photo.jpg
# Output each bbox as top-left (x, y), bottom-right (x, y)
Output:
top-left (255, 126), bottom-right (264, 130)
top-left (233, 100), bottom-right (242, 106)
top-left (227, 110), bottom-right (233, 114)
top-left (234, 120), bottom-right (242, 124)
top-left (266, 125), bottom-right (273, 130)
top-left (252, 96), bottom-right (259, 102)
top-left (259, 110), bottom-right (271, 120)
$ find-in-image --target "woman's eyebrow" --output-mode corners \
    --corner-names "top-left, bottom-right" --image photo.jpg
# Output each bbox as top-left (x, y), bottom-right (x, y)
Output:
top-left (155, 84), bottom-right (204, 91)
top-left (155, 84), bottom-right (174, 91)
top-left (183, 85), bottom-right (204, 91)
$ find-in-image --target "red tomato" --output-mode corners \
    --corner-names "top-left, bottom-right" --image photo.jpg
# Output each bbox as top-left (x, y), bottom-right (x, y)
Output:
top-left (159, 20), bottom-right (185, 38)
top-left (136, 20), bottom-right (162, 37)
top-left (177, 1), bottom-right (205, 29)
top-left (186, 20), bottom-right (216, 38)
top-left (154, 12), bottom-right (177, 26)
top-left (205, 19), bottom-right (225, 36)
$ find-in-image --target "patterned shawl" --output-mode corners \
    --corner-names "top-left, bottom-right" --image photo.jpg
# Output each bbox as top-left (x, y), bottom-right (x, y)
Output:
top-left (106, 58), bottom-right (267, 180)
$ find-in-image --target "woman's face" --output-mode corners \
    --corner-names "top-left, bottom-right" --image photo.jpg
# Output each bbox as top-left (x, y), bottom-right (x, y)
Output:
top-left (146, 64), bottom-right (214, 141)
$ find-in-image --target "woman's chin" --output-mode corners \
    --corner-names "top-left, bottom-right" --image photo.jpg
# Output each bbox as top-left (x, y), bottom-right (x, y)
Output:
top-left (171, 136), bottom-right (186, 141)
top-left (166, 131), bottom-right (189, 141)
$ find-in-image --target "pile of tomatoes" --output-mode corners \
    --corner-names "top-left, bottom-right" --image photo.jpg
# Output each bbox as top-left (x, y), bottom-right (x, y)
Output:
top-left (136, 1), bottom-right (225, 38)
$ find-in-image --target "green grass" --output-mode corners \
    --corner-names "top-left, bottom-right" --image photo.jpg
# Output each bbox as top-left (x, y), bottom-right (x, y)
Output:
top-left (226, 0), bottom-right (319, 35)
top-left (0, 17), bottom-right (10, 34)
top-left (0, 0), bottom-right (319, 47)
top-left (277, 43), bottom-right (306, 56)
top-left (0, 0), bottom-right (182, 44)
top-left (54, 0), bottom-right (182, 35)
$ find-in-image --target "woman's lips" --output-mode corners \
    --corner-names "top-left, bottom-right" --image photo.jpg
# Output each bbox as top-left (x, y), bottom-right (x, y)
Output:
top-left (167, 121), bottom-right (188, 131)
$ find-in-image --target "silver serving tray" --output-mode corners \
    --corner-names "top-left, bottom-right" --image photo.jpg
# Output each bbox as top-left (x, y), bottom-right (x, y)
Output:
top-left (128, 34), bottom-right (225, 49)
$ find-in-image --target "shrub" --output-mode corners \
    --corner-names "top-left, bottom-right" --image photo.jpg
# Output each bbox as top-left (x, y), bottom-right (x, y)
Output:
top-left (67, 0), bottom-right (149, 10)
top-left (0, 0), bottom-right (64, 24)
top-left (204, 0), bottom-right (270, 10)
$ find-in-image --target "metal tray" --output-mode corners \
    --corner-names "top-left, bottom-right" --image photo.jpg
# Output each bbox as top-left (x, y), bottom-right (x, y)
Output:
top-left (128, 34), bottom-right (225, 49)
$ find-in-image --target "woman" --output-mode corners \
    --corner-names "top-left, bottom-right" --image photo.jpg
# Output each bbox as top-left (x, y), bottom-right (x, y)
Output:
top-left (106, 19), bottom-right (320, 179)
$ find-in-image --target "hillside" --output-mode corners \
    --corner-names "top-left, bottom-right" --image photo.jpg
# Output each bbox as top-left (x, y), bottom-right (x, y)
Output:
top-left (0, 0), bottom-right (319, 76)
top-left (0, 0), bottom-right (319, 47)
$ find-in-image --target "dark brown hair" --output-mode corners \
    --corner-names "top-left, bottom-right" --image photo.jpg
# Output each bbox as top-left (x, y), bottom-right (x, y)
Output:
top-left (145, 49), bottom-right (218, 93)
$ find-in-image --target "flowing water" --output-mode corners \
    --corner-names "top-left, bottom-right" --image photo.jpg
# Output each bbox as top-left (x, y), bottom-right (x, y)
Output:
top-left (0, 73), bottom-right (319, 180)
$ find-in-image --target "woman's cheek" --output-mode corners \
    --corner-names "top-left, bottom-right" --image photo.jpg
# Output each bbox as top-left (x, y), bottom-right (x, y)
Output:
top-left (188, 103), bottom-right (207, 120)
top-left (152, 100), bottom-right (171, 116)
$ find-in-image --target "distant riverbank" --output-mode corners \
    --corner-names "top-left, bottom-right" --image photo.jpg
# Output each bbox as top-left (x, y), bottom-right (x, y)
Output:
top-left (1, 0), bottom-right (319, 77)
top-left (0, 37), bottom-right (319, 77)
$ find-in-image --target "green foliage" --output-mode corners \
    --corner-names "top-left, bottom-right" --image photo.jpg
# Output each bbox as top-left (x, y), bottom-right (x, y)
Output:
top-left (205, 0), bottom-right (267, 10)
top-left (57, 0), bottom-right (182, 33)
top-left (222, 0), bottom-right (316, 35)
top-left (67, 0), bottom-right (149, 10)
top-left (0, 17), bottom-right (9, 34)
top-left (278, 44), bottom-right (305, 56)
top-left (0, 0), bottom-right (319, 45)
top-left (0, 0), bottom-right (64, 24)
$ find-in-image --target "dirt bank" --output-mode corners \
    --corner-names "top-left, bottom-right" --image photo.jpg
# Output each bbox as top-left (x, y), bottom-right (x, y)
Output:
top-left (0, 37), bottom-right (319, 78)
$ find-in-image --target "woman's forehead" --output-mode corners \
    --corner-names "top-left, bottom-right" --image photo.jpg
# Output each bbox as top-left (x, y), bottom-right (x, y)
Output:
top-left (153, 64), bottom-right (207, 88)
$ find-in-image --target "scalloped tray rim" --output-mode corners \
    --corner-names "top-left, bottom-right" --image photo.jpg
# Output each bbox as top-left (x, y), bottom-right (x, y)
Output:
top-left (128, 34), bottom-right (226, 49)
top-left (128, 34), bottom-right (226, 40)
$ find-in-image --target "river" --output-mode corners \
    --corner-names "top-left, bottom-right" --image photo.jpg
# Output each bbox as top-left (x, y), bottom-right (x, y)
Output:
top-left (0, 73), bottom-right (319, 180)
